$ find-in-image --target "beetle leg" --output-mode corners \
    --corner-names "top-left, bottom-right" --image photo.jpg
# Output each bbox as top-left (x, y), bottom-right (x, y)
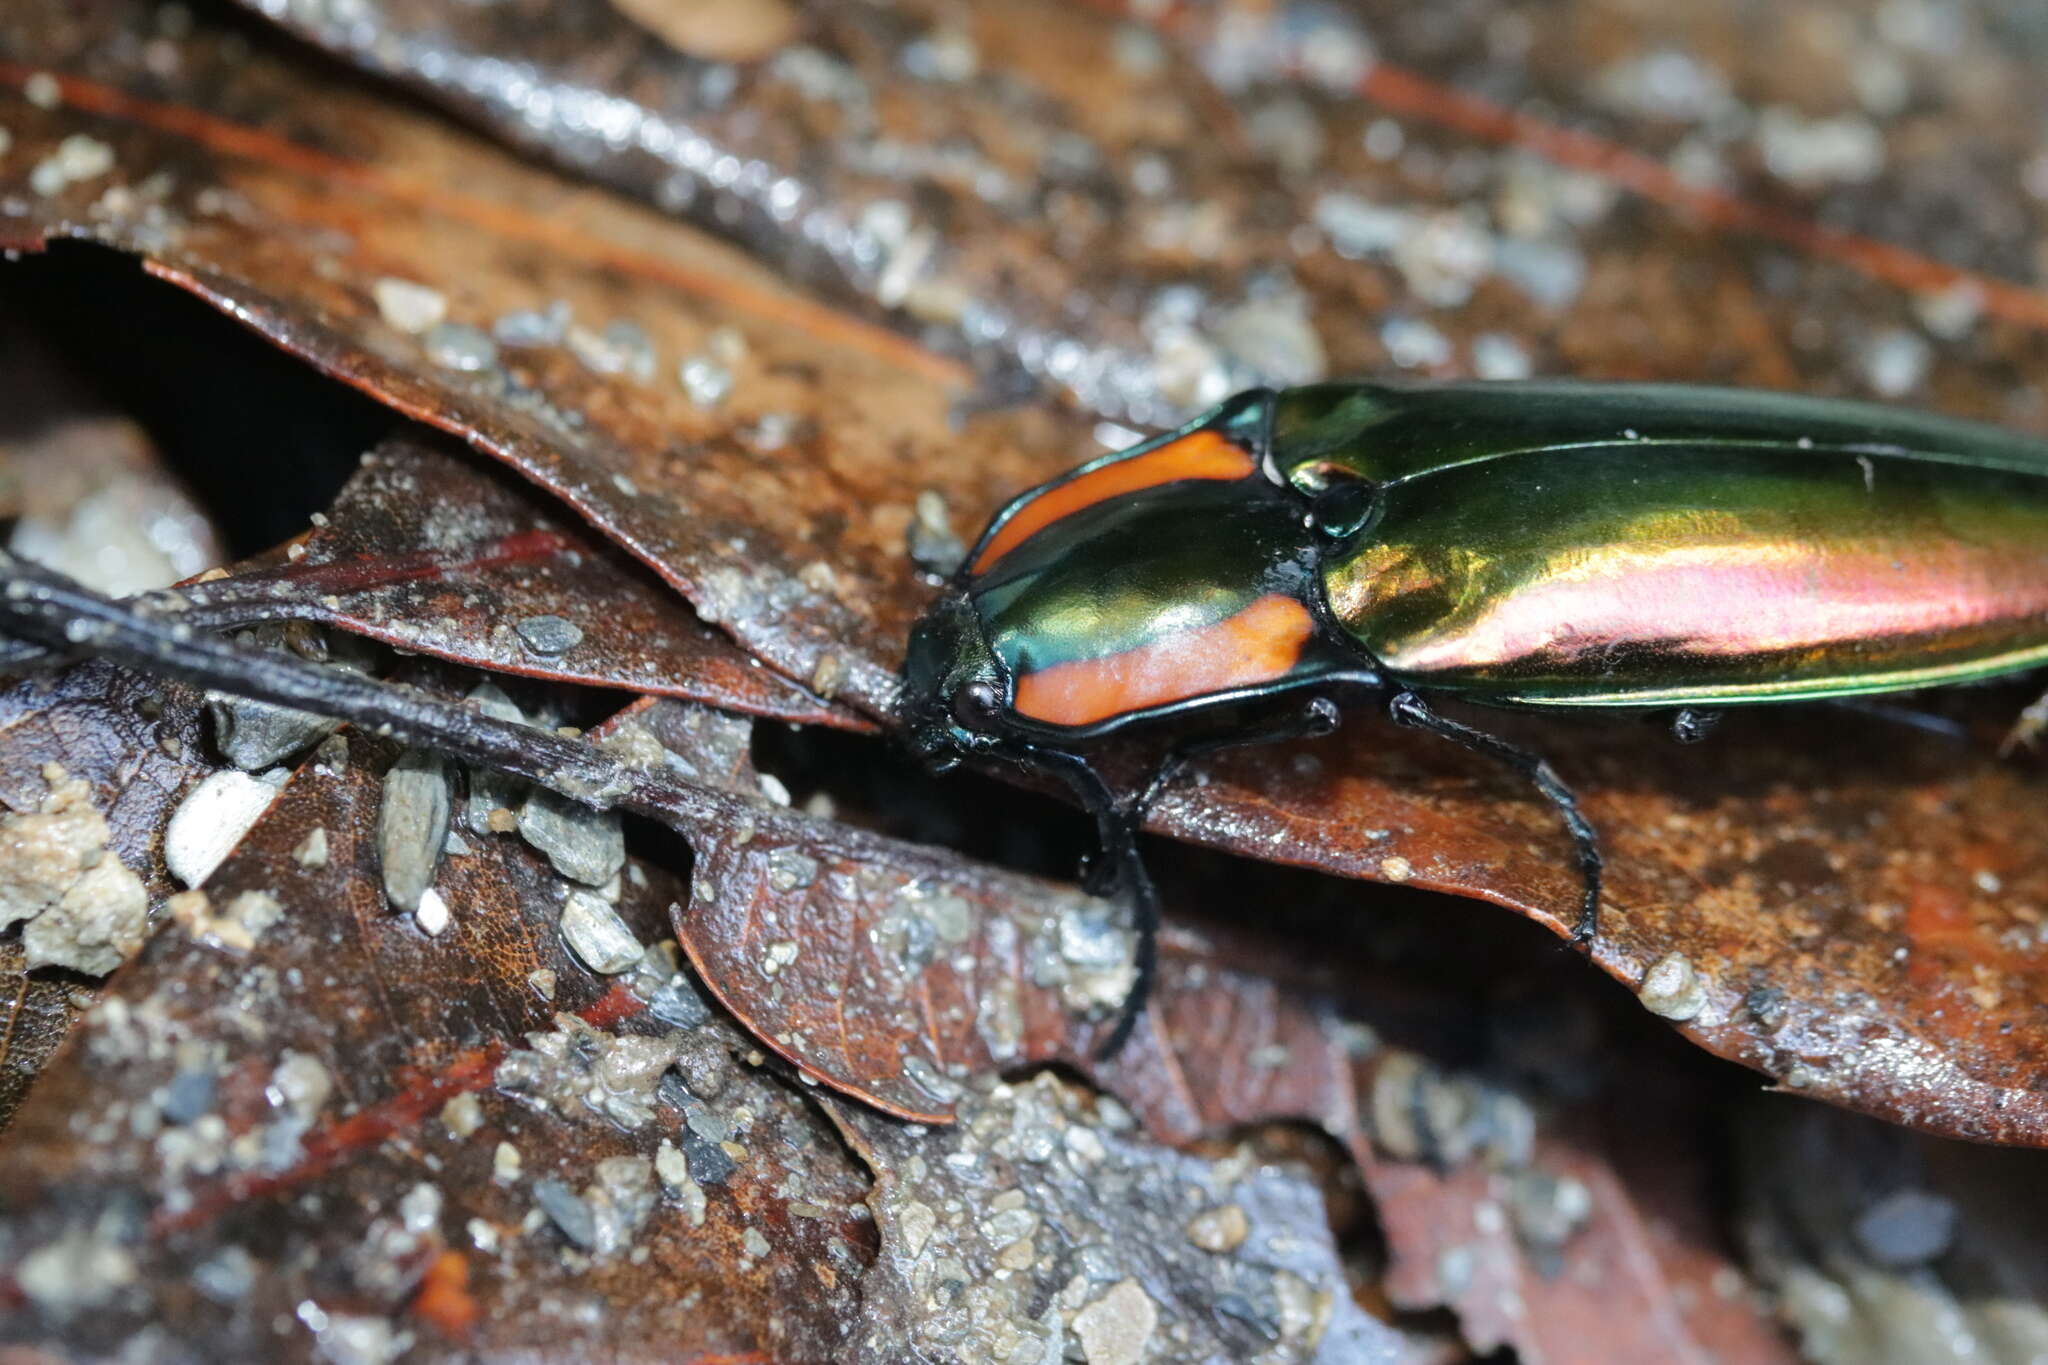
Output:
top-left (1670, 708), bottom-right (1720, 744)
top-left (1126, 695), bottom-right (1343, 828)
top-left (2005, 691), bottom-right (2048, 755)
top-left (1024, 746), bottom-right (1159, 1061)
top-left (1386, 691), bottom-right (1604, 949)
top-left (1828, 696), bottom-right (1970, 743)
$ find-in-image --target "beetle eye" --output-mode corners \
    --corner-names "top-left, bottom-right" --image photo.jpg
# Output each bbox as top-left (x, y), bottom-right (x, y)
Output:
top-left (951, 681), bottom-right (1002, 730)
top-left (1308, 477), bottom-right (1375, 541)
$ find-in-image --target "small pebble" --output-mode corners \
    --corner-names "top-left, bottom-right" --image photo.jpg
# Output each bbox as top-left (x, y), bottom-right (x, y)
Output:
top-left (440, 1091), bottom-right (484, 1138)
top-left (414, 888), bottom-right (451, 937)
top-left (1185, 1204), bottom-right (1250, 1254)
top-left (1637, 951), bottom-right (1707, 1021)
top-left (560, 889), bottom-right (643, 974)
top-left (29, 134), bottom-right (115, 197)
top-left (424, 321), bottom-right (498, 372)
top-left (1072, 1278), bottom-right (1157, 1365)
top-left (165, 769), bottom-right (287, 888)
top-left (1507, 1169), bottom-right (1593, 1250)
top-left (494, 301), bottom-right (570, 347)
top-left (678, 356), bottom-right (732, 409)
top-left (207, 691), bottom-right (339, 770)
top-left (1853, 1188), bottom-right (1958, 1267)
top-left (292, 827), bottom-right (329, 869)
top-left (372, 277), bottom-right (447, 333)
top-left (515, 614), bottom-right (583, 657)
top-left (518, 790), bottom-right (624, 886)
top-left (533, 1177), bottom-right (598, 1250)
top-left (378, 749), bottom-right (449, 913)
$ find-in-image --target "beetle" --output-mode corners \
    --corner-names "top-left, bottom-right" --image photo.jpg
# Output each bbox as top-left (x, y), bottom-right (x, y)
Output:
top-left (903, 380), bottom-right (2048, 1055)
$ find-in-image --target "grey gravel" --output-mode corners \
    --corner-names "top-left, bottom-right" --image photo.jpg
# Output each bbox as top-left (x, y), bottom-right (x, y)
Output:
top-left (514, 614), bottom-right (584, 656)
top-left (463, 682), bottom-right (527, 834)
top-left (519, 789), bottom-right (625, 886)
top-left (559, 889), bottom-right (642, 974)
top-left (206, 692), bottom-right (340, 770)
top-left (378, 749), bottom-right (449, 913)
top-left (424, 321), bottom-right (498, 372)
top-left (161, 1069), bottom-right (217, 1125)
top-left (647, 972), bottom-right (714, 1029)
top-left (532, 1177), bottom-right (598, 1250)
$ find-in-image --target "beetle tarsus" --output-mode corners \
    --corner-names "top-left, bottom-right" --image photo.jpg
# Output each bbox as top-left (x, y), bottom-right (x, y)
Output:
top-left (1387, 690), bottom-right (1604, 951)
top-left (1670, 708), bottom-right (1720, 744)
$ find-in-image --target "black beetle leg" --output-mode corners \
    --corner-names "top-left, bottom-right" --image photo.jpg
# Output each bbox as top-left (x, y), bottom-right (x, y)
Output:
top-left (2006, 690), bottom-right (2048, 756)
top-left (1126, 695), bottom-right (1343, 828)
top-left (1670, 708), bottom-right (1720, 744)
top-left (1021, 746), bottom-right (1159, 1062)
top-left (1823, 696), bottom-right (1970, 744)
top-left (1387, 691), bottom-right (1603, 949)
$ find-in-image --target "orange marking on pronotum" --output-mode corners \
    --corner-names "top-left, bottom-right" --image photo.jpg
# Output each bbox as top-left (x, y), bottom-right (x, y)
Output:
top-left (972, 430), bottom-right (1255, 573)
top-left (1013, 593), bottom-right (1316, 727)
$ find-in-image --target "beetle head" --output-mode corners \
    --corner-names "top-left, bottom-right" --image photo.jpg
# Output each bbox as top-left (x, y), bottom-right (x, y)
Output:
top-left (901, 587), bottom-right (1012, 773)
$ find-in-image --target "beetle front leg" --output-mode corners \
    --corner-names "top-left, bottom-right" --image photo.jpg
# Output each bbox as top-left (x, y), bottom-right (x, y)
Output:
top-left (1023, 746), bottom-right (1160, 1061)
top-left (1386, 691), bottom-right (1604, 948)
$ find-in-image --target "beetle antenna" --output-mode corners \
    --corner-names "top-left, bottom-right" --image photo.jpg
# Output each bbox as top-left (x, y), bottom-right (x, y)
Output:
top-left (1387, 690), bottom-right (1604, 948)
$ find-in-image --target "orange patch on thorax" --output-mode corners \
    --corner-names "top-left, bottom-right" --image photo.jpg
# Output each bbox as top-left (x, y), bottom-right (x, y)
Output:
top-left (972, 429), bottom-right (1255, 573)
top-left (1012, 593), bottom-right (1316, 728)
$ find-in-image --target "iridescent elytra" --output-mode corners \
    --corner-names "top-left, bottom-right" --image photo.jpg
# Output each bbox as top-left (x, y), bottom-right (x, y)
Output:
top-left (902, 381), bottom-right (2048, 1055)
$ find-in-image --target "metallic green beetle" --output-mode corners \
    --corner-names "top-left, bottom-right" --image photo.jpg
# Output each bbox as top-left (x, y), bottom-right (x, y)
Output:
top-left (904, 381), bottom-right (2048, 1053)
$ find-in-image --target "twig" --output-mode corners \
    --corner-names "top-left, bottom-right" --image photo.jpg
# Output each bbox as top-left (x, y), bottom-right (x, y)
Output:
top-left (0, 550), bottom-right (634, 807)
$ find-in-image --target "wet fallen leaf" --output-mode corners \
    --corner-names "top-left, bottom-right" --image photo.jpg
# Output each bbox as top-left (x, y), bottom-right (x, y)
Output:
top-left (8, 0), bottom-right (2048, 1147)
top-left (659, 699), bottom-right (1792, 1363)
top-left (0, 662), bottom-right (216, 1127)
top-left (163, 427), bottom-right (862, 730)
top-left (0, 704), bottom-right (877, 1360)
top-left (8, 0), bottom-right (2048, 1357)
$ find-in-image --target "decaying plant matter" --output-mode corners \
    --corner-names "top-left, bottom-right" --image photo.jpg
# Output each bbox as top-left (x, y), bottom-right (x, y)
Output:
top-left (4, 2), bottom-right (2048, 1362)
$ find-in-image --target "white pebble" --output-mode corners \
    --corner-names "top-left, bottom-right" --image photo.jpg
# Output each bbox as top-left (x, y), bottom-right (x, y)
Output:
top-left (372, 277), bottom-right (447, 334)
top-left (414, 888), bottom-right (451, 937)
top-left (165, 769), bottom-right (287, 888)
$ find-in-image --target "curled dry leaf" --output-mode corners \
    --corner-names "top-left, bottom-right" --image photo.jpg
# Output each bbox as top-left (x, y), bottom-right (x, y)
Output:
top-left (162, 428), bottom-right (863, 730)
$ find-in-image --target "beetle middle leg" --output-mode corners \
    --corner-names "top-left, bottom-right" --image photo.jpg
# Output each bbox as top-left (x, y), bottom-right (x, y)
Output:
top-left (1386, 691), bottom-right (1603, 948)
top-left (1127, 695), bottom-right (1344, 828)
